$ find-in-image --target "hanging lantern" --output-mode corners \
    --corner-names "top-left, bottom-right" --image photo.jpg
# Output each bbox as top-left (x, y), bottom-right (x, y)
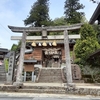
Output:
top-left (49, 42), bottom-right (52, 46)
top-left (31, 41), bottom-right (36, 46)
top-left (42, 41), bottom-right (47, 46)
top-left (52, 40), bottom-right (57, 46)
top-left (38, 43), bottom-right (41, 46)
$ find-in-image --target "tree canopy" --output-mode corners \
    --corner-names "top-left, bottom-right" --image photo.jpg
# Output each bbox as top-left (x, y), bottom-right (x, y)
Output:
top-left (64, 0), bottom-right (84, 24)
top-left (53, 17), bottom-right (67, 26)
top-left (74, 24), bottom-right (100, 65)
top-left (24, 0), bottom-right (52, 27)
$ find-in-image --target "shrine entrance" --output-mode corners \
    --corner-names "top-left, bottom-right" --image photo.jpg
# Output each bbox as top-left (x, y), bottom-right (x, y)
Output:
top-left (42, 48), bottom-right (61, 67)
top-left (8, 23), bottom-right (83, 85)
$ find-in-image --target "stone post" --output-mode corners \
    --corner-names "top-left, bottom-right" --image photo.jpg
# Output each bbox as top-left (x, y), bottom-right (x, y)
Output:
top-left (64, 30), bottom-right (73, 83)
top-left (13, 31), bottom-right (27, 86)
top-left (24, 72), bottom-right (26, 82)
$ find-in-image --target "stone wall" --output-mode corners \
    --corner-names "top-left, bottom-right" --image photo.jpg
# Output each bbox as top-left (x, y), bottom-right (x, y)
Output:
top-left (65, 86), bottom-right (100, 96)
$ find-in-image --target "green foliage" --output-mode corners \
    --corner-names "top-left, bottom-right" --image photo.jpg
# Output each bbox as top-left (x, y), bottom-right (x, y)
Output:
top-left (93, 24), bottom-right (100, 44)
top-left (11, 41), bottom-right (21, 51)
top-left (4, 58), bottom-right (9, 72)
top-left (80, 24), bottom-right (97, 40)
top-left (11, 44), bottom-right (18, 51)
top-left (49, 17), bottom-right (68, 35)
top-left (82, 65), bottom-right (100, 83)
top-left (24, 0), bottom-right (52, 27)
top-left (64, 0), bottom-right (84, 24)
top-left (53, 17), bottom-right (67, 26)
top-left (74, 24), bottom-right (100, 65)
top-left (81, 16), bottom-right (88, 23)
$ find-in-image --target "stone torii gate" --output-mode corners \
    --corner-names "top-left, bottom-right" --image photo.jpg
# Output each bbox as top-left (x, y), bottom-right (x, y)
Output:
top-left (8, 23), bottom-right (83, 86)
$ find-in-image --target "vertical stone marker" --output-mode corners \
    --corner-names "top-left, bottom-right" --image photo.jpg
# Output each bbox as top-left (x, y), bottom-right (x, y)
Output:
top-left (7, 51), bottom-right (15, 84)
top-left (64, 30), bottom-right (72, 83)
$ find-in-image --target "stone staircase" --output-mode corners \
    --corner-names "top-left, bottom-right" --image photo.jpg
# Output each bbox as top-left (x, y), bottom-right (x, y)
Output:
top-left (37, 68), bottom-right (63, 83)
top-left (0, 65), bottom-right (6, 83)
top-left (17, 68), bottom-right (65, 94)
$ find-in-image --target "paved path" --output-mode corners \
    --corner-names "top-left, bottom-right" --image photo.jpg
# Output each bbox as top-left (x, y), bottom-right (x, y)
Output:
top-left (0, 96), bottom-right (100, 100)
top-left (0, 92), bottom-right (100, 99)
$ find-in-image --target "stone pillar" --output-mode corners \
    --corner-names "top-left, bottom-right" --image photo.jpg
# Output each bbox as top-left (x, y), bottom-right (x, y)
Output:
top-left (24, 72), bottom-right (26, 82)
top-left (13, 31), bottom-right (27, 86)
top-left (64, 30), bottom-right (73, 83)
top-left (32, 71), bottom-right (34, 81)
top-left (7, 51), bottom-right (15, 84)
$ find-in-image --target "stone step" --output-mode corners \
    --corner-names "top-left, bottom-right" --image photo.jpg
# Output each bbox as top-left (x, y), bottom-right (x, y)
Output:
top-left (23, 86), bottom-right (65, 89)
top-left (0, 65), bottom-right (6, 82)
top-left (39, 77), bottom-right (62, 80)
top-left (39, 75), bottom-right (61, 77)
top-left (39, 79), bottom-right (63, 82)
top-left (39, 78), bottom-right (62, 81)
top-left (39, 77), bottom-right (62, 81)
top-left (0, 73), bottom-right (6, 76)
top-left (0, 72), bottom-right (6, 74)
top-left (38, 68), bottom-right (63, 83)
top-left (0, 66), bottom-right (5, 68)
top-left (73, 80), bottom-right (84, 83)
top-left (40, 72), bottom-right (61, 74)
top-left (0, 79), bottom-right (6, 81)
top-left (40, 69), bottom-right (61, 71)
top-left (0, 68), bottom-right (5, 70)
top-left (0, 67), bottom-right (5, 68)
top-left (18, 88), bottom-right (66, 94)
top-left (38, 81), bottom-right (63, 83)
top-left (40, 72), bottom-right (61, 75)
top-left (0, 76), bottom-right (6, 78)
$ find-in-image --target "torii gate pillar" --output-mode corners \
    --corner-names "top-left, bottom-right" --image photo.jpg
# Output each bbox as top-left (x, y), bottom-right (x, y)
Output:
top-left (13, 31), bottom-right (27, 86)
top-left (64, 30), bottom-right (73, 83)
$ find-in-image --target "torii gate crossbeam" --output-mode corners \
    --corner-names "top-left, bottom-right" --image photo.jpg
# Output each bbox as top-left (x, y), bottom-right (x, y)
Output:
top-left (8, 23), bottom-right (83, 32)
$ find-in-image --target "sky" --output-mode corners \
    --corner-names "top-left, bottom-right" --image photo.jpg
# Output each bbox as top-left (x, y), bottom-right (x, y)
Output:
top-left (0, 0), bottom-right (98, 49)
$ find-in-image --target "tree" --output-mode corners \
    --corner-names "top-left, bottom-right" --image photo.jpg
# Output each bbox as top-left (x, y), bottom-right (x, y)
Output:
top-left (64, 0), bottom-right (84, 24)
top-left (53, 17), bottom-right (67, 26)
top-left (11, 41), bottom-right (21, 51)
top-left (74, 24), bottom-right (100, 65)
top-left (92, 24), bottom-right (100, 44)
top-left (49, 17), bottom-right (68, 35)
top-left (24, 0), bottom-right (52, 27)
top-left (11, 44), bottom-right (18, 51)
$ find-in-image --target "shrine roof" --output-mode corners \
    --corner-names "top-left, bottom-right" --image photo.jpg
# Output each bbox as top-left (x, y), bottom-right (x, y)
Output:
top-left (89, 3), bottom-right (100, 24)
top-left (87, 49), bottom-right (100, 60)
top-left (0, 48), bottom-right (8, 53)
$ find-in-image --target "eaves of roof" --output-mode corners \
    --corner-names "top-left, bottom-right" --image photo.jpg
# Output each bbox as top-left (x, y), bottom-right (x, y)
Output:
top-left (89, 3), bottom-right (100, 24)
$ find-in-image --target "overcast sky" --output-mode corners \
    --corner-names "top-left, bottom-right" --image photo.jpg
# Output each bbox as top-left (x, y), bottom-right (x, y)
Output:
top-left (0, 0), bottom-right (98, 49)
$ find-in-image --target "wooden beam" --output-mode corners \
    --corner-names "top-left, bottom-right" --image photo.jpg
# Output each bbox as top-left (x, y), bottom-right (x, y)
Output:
top-left (8, 23), bottom-right (83, 33)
